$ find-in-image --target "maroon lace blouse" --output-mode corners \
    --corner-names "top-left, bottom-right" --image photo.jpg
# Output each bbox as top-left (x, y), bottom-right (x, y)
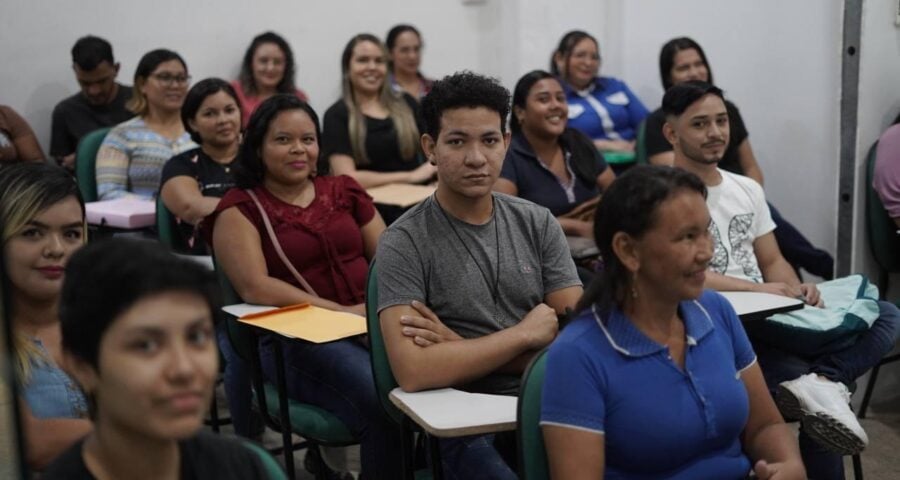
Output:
top-left (208, 175), bottom-right (376, 306)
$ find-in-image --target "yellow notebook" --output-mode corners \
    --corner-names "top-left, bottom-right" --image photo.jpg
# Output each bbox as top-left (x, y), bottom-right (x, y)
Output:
top-left (238, 303), bottom-right (367, 343)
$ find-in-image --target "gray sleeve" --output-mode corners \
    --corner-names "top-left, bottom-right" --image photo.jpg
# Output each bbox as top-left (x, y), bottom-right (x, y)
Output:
top-left (538, 210), bottom-right (582, 293)
top-left (376, 227), bottom-right (427, 312)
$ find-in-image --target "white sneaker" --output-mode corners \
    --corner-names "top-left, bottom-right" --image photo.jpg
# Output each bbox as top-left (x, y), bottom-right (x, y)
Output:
top-left (777, 373), bottom-right (868, 455)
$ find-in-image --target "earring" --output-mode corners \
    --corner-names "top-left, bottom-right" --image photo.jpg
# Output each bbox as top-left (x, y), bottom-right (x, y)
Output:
top-left (630, 273), bottom-right (638, 299)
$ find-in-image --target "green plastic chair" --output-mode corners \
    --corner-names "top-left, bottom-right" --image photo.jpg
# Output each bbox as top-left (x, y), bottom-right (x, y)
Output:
top-left (242, 440), bottom-right (289, 480)
top-left (634, 119), bottom-right (648, 165)
top-left (75, 127), bottom-right (110, 202)
top-left (859, 139), bottom-right (900, 418)
top-left (215, 263), bottom-right (357, 479)
top-left (365, 261), bottom-right (432, 480)
top-left (156, 195), bottom-right (175, 248)
top-left (517, 349), bottom-right (550, 480)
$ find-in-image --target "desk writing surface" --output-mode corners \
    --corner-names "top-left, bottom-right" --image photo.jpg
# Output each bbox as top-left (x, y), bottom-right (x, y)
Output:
top-left (566, 236), bottom-right (599, 259)
top-left (85, 198), bottom-right (156, 228)
top-left (366, 184), bottom-right (435, 208)
top-left (389, 388), bottom-right (517, 437)
top-left (222, 303), bottom-right (366, 343)
top-left (720, 291), bottom-right (804, 320)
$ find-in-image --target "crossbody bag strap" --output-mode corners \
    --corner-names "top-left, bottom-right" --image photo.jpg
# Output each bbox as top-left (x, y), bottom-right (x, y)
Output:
top-left (245, 189), bottom-right (319, 297)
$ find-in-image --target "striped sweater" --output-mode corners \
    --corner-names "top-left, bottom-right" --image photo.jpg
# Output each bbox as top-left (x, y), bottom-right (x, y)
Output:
top-left (95, 117), bottom-right (196, 200)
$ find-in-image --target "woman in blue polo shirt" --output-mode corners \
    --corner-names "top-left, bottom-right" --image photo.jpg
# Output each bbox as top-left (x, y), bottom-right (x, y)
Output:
top-left (494, 70), bottom-right (615, 239)
top-left (551, 30), bottom-right (648, 154)
top-left (540, 165), bottom-right (805, 479)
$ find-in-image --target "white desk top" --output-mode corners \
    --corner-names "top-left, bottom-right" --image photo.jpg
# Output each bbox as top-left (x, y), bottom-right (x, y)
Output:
top-left (389, 388), bottom-right (517, 438)
top-left (720, 291), bottom-right (804, 320)
top-left (85, 198), bottom-right (155, 228)
top-left (223, 303), bottom-right (276, 318)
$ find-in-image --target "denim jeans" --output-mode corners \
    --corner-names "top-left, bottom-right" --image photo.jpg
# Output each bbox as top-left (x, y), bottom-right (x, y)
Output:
top-left (216, 324), bottom-right (256, 437)
top-left (770, 203), bottom-right (835, 280)
top-left (259, 336), bottom-right (403, 479)
top-left (753, 300), bottom-right (900, 480)
top-left (437, 433), bottom-right (518, 480)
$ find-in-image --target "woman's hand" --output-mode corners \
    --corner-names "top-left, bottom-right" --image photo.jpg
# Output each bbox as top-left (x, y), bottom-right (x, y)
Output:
top-left (399, 300), bottom-right (463, 346)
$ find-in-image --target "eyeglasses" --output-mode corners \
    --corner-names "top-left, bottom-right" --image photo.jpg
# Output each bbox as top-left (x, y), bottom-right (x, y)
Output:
top-left (150, 73), bottom-right (191, 87)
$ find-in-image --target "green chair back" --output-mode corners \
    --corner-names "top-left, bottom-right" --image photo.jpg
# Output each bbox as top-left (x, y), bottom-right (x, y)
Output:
top-left (364, 261), bottom-right (405, 425)
top-left (241, 440), bottom-right (289, 480)
top-left (865, 140), bottom-right (900, 296)
top-left (75, 127), bottom-right (110, 202)
top-left (156, 195), bottom-right (175, 248)
top-left (634, 119), bottom-right (648, 165)
top-left (517, 349), bottom-right (551, 480)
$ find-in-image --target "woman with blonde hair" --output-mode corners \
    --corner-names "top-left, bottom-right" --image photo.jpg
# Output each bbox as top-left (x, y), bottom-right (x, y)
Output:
top-left (322, 33), bottom-right (435, 189)
top-left (0, 163), bottom-right (91, 470)
top-left (96, 49), bottom-right (196, 200)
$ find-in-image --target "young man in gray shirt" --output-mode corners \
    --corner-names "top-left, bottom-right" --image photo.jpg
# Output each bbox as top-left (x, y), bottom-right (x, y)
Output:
top-left (377, 72), bottom-right (582, 478)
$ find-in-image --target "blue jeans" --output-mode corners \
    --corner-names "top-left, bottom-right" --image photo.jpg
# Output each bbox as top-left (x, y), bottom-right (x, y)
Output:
top-left (260, 337), bottom-right (403, 479)
top-left (753, 300), bottom-right (900, 479)
top-left (438, 433), bottom-right (518, 479)
top-left (216, 324), bottom-right (256, 437)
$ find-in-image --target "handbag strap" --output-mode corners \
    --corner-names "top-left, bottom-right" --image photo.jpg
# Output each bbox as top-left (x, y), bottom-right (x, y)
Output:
top-left (245, 189), bottom-right (319, 297)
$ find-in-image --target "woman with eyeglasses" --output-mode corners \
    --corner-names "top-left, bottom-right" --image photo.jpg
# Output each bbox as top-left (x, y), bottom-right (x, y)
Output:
top-left (96, 49), bottom-right (197, 200)
top-left (551, 30), bottom-right (648, 155)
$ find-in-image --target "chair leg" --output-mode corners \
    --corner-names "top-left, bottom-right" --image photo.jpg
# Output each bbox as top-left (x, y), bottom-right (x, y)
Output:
top-left (852, 453), bottom-right (864, 480)
top-left (208, 393), bottom-right (220, 433)
top-left (857, 364), bottom-right (881, 419)
top-left (429, 434), bottom-right (444, 480)
top-left (274, 340), bottom-right (296, 480)
top-left (400, 418), bottom-right (415, 480)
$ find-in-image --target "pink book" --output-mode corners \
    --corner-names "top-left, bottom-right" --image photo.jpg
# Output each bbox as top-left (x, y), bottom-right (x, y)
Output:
top-left (85, 198), bottom-right (156, 229)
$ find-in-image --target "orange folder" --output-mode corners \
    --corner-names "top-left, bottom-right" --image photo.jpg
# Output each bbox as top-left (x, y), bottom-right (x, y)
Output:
top-left (238, 303), bottom-right (367, 343)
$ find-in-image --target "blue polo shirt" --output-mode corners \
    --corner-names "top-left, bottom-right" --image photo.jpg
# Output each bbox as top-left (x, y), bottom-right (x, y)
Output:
top-left (541, 290), bottom-right (756, 479)
top-left (564, 77), bottom-right (649, 142)
top-left (500, 129), bottom-right (608, 217)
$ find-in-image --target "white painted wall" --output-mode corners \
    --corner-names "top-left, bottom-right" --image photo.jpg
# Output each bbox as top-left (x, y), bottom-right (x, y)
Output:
top-left (0, 0), bottom-right (854, 263)
top-left (616, 0), bottom-right (843, 258)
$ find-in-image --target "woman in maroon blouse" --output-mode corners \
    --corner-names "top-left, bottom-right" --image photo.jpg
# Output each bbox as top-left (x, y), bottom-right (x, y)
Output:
top-left (207, 94), bottom-right (401, 478)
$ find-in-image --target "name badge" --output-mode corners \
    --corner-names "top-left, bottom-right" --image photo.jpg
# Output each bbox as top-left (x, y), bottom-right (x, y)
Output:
top-left (568, 103), bottom-right (585, 119)
top-left (606, 91), bottom-right (629, 105)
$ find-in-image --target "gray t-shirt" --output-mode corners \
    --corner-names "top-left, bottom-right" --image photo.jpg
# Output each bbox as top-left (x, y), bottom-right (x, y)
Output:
top-left (377, 193), bottom-right (581, 395)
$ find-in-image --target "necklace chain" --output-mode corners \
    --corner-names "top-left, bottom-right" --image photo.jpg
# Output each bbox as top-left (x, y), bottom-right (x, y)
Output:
top-left (434, 197), bottom-right (501, 316)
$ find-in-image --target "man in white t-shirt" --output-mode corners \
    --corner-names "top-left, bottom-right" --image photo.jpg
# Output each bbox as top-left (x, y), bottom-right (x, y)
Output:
top-left (664, 81), bottom-right (900, 478)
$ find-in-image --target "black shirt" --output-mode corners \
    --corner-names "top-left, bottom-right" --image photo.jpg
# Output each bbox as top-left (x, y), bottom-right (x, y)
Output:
top-left (50, 84), bottom-right (134, 158)
top-left (644, 100), bottom-right (749, 175)
top-left (321, 93), bottom-right (425, 174)
top-left (160, 148), bottom-right (237, 253)
top-left (41, 431), bottom-right (270, 479)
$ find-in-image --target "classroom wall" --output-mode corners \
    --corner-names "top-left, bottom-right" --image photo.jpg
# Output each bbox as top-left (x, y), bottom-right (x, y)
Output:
top-left (614, 0), bottom-right (843, 259)
top-left (0, 0), bottom-right (860, 265)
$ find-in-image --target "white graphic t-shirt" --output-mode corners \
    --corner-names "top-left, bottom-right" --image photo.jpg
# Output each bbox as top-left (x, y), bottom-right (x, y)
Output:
top-left (706, 170), bottom-right (775, 283)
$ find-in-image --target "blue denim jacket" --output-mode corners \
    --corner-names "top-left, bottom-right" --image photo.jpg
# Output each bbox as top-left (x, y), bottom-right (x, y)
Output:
top-left (21, 338), bottom-right (88, 419)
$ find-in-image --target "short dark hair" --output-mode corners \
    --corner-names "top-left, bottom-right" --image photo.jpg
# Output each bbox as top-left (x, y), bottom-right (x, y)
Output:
top-left (60, 238), bottom-right (220, 369)
top-left (550, 30), bottom-right (598, 78)
top-left (659, 37), bottom-right (714, 90)
top-left (71, 35), bottom-right (115, 71)
top-left (510, 70), bottom-right (557, 135)
top-left (661, 81), bottom-right (724, 118)
top-left (181, 78), bottom-right (242, 144)
top-left (577, 165), bottom-right (707, 314)
top-left (239, 32), bottom-right (296, 96)
top-left (420, 71), bottom-right (510, 139)
top-left (234, 94), bottom-right (321, 189)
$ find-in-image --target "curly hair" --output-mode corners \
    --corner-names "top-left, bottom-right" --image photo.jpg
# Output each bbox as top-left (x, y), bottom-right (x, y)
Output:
top-left (420, 71), bottom-right (510, 139)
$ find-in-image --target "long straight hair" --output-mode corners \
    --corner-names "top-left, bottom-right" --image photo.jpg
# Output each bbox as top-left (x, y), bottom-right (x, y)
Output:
top-left (0, 164), bottom-right (85, 384)
top-left (340, 34), bottom-right (419, 166)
